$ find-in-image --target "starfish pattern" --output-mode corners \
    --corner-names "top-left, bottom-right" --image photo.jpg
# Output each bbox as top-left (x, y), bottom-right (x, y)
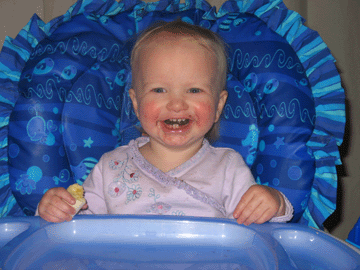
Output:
top-left (274, 137), bottom-right (285, 149)
top-left (83, 137), bottom-right (94, 148)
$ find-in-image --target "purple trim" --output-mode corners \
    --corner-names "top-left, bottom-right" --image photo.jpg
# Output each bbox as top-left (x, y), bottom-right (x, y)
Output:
top-left (130, 137), bottom-right (226, 216)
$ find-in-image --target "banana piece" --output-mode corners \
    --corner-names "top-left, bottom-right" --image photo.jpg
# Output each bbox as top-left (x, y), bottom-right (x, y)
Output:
top-left (67, 184), bottom-right (86, 216)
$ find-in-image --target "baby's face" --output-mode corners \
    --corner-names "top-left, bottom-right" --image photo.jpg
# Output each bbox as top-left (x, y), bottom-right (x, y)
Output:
top-left (129, 35), bottom-right (227, 150)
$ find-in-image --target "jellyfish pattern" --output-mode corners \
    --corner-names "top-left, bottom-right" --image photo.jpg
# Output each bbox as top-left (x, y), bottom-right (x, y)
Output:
top-left (26, 104), bottom-right (57, 146)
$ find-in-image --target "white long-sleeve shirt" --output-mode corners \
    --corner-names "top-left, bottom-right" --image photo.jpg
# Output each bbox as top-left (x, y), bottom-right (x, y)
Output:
top-left (80, 137), bottom-right (293, 222)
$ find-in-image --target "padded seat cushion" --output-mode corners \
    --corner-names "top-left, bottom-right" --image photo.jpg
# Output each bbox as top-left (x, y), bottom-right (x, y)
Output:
top-left (0, 0), bottom-right (345, 229)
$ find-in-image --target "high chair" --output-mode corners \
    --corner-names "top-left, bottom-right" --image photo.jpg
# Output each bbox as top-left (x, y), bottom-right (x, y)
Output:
top-left (0, 0), bottom-right (345, 230)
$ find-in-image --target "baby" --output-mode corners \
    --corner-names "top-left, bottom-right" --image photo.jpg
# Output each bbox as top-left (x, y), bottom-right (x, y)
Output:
top-left (37, 20), bottom-right (293, 224)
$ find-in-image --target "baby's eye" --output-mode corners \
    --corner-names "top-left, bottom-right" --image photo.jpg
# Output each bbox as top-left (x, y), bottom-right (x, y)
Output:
top-left (152, 88), bottom-right (165, 93)
top-left (188, 88), bottom-right (202, 93)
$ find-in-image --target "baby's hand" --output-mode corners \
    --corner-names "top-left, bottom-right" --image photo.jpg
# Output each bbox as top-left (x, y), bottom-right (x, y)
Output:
top-left (233, 185), bottom-right (285, 225)
top-left (38, 187), bottom-right (87, 223)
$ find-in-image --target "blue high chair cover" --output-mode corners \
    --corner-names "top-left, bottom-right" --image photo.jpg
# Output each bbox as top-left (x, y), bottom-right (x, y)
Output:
top-left (0, 0), bottom-right (345, 229)
top-left (347, 217), bottom-right (360, 250)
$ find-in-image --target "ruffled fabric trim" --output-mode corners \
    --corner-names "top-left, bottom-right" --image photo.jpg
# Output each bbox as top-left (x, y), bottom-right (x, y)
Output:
top-left (208, 0), bottom-right (345, 229)
top-left (0, 0), bottom-right (345, 228)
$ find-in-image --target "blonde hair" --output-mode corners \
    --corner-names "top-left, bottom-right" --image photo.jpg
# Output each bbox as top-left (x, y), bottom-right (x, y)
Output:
top-left (130, 19), bottom-right (228, 91)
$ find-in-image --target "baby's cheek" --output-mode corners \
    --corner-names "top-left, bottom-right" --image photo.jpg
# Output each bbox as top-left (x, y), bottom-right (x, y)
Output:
top-left (195, 102), bottom-right (217, 126)
top-left (139, 101), bottom-right (161, 122)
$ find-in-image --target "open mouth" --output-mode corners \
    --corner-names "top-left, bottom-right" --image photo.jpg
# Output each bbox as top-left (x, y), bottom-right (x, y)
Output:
top-left (163, 118), bottom-right (190, 129)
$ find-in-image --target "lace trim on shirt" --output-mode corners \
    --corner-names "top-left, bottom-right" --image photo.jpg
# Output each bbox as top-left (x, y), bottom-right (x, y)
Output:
top-left (269, 191), bottom-right (294, 223)
top-left (130, 138), bottom-right (227, 216)
top-left (166, 139), bottom-right (210, 177)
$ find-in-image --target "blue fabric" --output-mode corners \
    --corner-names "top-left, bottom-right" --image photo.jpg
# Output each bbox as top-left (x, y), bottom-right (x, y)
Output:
top-left (209, 12), bottom-right (315, 222)
top-left (347, 217), bottom-right (360, 250)
top-left (0, 0), bottom-right (345, 229)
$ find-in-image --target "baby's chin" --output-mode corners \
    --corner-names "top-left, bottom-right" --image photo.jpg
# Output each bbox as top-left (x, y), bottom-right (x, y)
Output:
top-left (156, 133), bottom-right (204, 150)
top-left (141, 121), bottom-right (203, 148)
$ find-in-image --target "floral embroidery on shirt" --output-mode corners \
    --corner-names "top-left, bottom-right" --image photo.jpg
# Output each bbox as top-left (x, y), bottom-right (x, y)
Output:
top-left (108, 182), bottom-right (126, 198)
top-left (148, 202), bottom-right (172, 214)
top-left (146, 188), bottom-right (172, 214)
top-left (126, 184), bottom-right (142, 204)
top-left (125, 171), bottom-right (138, 183)
top-left (109, 154), bottom-right (139, 183)
top-left (108, 154), bottom-right (141, 203)
top-left (109, 160), bottom-right (124, 170)
top-left (148, 188), bottom-right (160, 201)
top-left (172, 210), bottom-right (185, 216)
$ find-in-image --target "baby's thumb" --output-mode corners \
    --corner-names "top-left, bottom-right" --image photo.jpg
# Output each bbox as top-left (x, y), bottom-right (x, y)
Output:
top-left (81, 203), bottom-right (88, 210)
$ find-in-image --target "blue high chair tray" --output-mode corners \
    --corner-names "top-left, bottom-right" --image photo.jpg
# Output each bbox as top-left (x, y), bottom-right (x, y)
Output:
top-left (0, 216), bottom-right (359, 270)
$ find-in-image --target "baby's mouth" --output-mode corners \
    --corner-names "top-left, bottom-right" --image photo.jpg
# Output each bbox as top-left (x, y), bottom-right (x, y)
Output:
top-left (163, 118), bottom-right (190, 129)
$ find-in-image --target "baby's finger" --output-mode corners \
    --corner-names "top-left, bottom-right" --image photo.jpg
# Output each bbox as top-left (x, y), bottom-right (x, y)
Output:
top-left (46, 195), bottom-right (76, 217)
top-left (233, 190), bottom-right (256, 219)
top-left (49, 194), bottom-right (76, 214)
top-left (233, 201), bottom-right (247, 219)
top-left (243, 205), bottom-right (272, 225)
top-left (253, 208), bottom-right (275, 224)
top-left (57, 188), bottom-right (76, 205)
top-left (44, 187), bottom-right (76, 205)
top-left (44, 202), bottom-right (74, 222)
top-left (42, 211), bottom-right (69, 223)
top-left (236, 199), bottom-right (262, 225)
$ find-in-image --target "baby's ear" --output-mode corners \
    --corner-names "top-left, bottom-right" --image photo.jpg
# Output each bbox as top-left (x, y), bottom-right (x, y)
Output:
top-left (128, 89), bottom-right (139, 118)
top-left (215, 90), bottom-right (228, 122)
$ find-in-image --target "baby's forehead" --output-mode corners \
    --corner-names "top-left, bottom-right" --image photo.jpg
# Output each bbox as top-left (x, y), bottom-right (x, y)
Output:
top-left (132, 31), bottom-right (225, 90)
top-left (142, 32), bottom-right (211, 50)
top-left (139, 37), bottom-right (217, 68)
top-left (136, 36), bottom-right (218, 69)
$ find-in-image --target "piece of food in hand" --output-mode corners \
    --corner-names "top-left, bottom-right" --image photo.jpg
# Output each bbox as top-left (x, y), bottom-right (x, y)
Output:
top-left (66, 184), bottom-right (85, 216)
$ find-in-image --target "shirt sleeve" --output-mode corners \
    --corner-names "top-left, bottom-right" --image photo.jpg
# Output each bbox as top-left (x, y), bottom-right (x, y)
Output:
top-left (222, 151), bottom-right (256, 219)
top-left (79, 155), bottom-right (108, 215)
top-left (222, 151), bottom-right (293, 223)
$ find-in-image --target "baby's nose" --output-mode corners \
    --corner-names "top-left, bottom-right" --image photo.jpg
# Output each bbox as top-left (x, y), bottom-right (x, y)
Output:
top-left (166, 96), bottom-right (189, 112)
